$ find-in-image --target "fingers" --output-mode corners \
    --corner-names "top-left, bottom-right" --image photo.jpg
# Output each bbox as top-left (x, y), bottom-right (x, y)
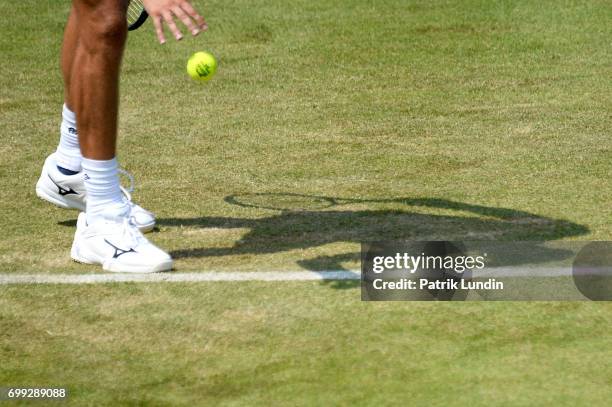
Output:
top-left (153, 15), bottom-right (166, 44)
top-left (172, 5), bottom-right (198, 36)
top-left (162, 10), bottom-right (183, 40)
top-left (148, 0), bottom-right (207, 44)
top-left (180, 1), bottom-right (207, 31)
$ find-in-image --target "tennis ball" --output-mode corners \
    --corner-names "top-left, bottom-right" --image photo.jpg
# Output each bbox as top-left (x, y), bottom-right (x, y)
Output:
top-left (187, 51), bottom-right (217, 82)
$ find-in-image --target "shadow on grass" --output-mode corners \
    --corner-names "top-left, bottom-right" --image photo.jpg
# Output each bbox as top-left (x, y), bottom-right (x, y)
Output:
top-left (156, 194), bottom-right (587, 287)
top-left (58, 194), bottom-right (588, 289)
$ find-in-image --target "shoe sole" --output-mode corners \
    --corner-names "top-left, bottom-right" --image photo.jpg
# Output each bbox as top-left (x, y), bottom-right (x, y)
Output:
top-left (104, 259), bottom-right (173, 273)
top-left (135, 221), bottom-right (155, 233)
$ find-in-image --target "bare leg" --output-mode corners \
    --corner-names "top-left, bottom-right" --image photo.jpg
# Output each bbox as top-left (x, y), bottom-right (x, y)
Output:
top-left (39, 0), bottom-right (210, 271)
top-left (61, 5), bottom-right (79, 109)
top-left (65, 0), bottom-right (171, 273)
top-left (70, 0), bottom-right (127, 160)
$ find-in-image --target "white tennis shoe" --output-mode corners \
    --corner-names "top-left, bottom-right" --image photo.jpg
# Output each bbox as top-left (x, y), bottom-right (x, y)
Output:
top-left (36, 153), bottom-right (156, 232)
top-left (71, 212), bottom-right (173, 273)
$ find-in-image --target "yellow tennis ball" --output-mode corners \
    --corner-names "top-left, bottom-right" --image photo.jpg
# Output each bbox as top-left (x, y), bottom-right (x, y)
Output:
top-left (187, 51), bottom-right (217, 82)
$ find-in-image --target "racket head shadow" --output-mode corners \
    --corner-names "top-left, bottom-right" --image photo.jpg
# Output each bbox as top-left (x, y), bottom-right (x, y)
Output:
top-left (225, 193), bottom-right (339, 212)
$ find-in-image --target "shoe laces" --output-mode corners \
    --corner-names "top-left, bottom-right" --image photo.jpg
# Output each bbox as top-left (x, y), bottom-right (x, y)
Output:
top-left (117, 168), bottom-right (153, 226)
top-left (118, 216), bottom-right (146, 246)
top-left (118, 168), bottom-right (136, 201)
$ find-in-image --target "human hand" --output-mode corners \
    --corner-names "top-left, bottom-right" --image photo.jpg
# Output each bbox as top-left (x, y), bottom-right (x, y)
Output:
top-left (142, 0), bottom-right (207, 44)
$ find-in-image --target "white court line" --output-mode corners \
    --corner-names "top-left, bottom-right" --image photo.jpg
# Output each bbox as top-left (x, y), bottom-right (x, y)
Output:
top-left (0, 271), bottom-right (360, 285)
top-left (0, 267), bottom-right (583, 285)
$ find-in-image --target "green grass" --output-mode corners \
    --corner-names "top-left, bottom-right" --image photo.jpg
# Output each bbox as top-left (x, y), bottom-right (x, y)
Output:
top-left (2, 284), bottom-right (612, 406)
top-left (0, 0), bottom-right (611, 404)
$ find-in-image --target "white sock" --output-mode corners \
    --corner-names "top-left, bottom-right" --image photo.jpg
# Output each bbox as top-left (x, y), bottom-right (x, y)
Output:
top-left (55, 104), bottom-right (83, 172)
top-left (82, 157), bottom-right (128, 225)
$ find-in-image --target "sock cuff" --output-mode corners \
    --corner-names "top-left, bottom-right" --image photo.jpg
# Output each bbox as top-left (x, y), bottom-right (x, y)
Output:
top-left (55, 151), bottom-right (83, 172)
top-left (56, 103), bottom-right (82, 172)
top-left (82, 157), bottom-right (119, 173)
top-left (82, 156), bottom-right (127, 223)
top-left (62, 104), bottom-right (77, 127)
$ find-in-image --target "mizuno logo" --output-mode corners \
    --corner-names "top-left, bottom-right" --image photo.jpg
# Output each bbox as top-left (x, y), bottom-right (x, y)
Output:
top-left (48, 174), bottom-right (78, 196)
top-left (104, 239), bottom-right (136, 258)
top-left (68, 127), bottom-right (78, 135)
